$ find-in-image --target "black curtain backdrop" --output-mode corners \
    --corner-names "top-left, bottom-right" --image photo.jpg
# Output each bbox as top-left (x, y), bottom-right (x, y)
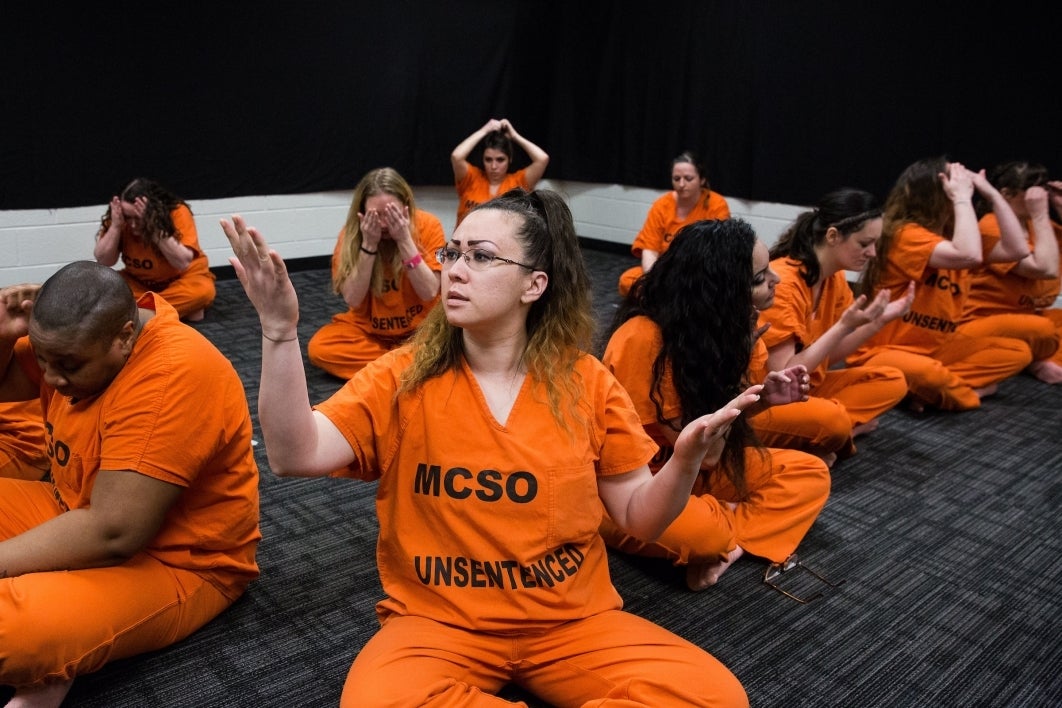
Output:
top-left (3, 2), bottom-right (1057, 211)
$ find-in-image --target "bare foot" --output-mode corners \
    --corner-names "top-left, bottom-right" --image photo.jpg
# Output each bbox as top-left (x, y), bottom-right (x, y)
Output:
top-left (686, 546), bottom-right (745, 591)
top-left (1027, 360), bottom-right (1062, 384)
top-left (973, 383), bottom-right (998, 400)
top-left (6, 678), bottom-right (73, 708)
top-left (851, 418), bottom-right (880, 437)
top-left (184, 308), bottom-right (205, 322)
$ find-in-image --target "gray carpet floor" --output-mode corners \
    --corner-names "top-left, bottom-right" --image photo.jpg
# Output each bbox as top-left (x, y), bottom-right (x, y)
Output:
top-left (13, 246), bottom-right (1062, 707)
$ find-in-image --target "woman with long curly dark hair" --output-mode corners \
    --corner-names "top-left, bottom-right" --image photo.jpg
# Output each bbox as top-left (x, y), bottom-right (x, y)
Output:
top-left (602, 218), bottom-right (831, 591)
top-left (95, 177), bottom-right (215, 321)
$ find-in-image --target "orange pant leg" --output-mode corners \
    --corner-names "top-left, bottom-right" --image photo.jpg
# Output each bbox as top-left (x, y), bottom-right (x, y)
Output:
top-left (1047, 309), bottom-right (1062, 366)
top-left (0, 479), bottom-right (234, 689)
top-left (0, 399), bottom-right (49, 481)
top-left (750, 396), bottom-right (854, 458)
top-left (617, 265), bottom-right (642, 297)
top-left (854, 346), bottom-right (981, 410)
top-left (813, 365), bottom-right (909, 425)
top-left (714, 448), bottom-right (830, 563)
top-left (957, 313), bottom-right (1060, 362)
top-left (342, 613), bottom-right (747, 707)
top-left (120, 270), bottom-right (216, 320)
top-left (935, 333), bottom-right (1032, 391)
top-left (307, 312), bottom-right (401, 380)
top-left (599, 491), bottom-right (735, 564)
top-left (602, 448), bottom-right (829, 567)
top-left (155, 272), bottom-right (216, 318)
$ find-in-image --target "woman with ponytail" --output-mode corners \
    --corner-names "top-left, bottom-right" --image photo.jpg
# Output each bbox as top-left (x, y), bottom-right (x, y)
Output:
top-left (223, 189), bottom-right (750, 707)
top-left (754, 188), bottom-right (911, 464)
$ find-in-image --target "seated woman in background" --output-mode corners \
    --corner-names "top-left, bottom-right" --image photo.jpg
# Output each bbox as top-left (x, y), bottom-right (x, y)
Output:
top-left (754, 188), bottom-right (912, 466)
top-left (603, 219), bottom-right (831, 591)
top-left (307, 167), bottom-right (445, 380)
top-left (94, 177), bottom-right (215, 321)
top-left (848, 157), bottom-right (1033, 411)
top-left (222, 189), bottom-right (751, 706)
top-left (958, 161), bottom-right (1062, 384)
top-left (450, 118), bottom-right (550, 228)
top-left (617, 151), bottom-right (730, 296)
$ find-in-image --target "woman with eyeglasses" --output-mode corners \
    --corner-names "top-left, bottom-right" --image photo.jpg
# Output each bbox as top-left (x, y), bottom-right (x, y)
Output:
top-left (306, 167), bottom-right (446, 380)
top-left (222, 188), bottom-right (750, 707)
top-left (602, 218), bottom-right (830, 591)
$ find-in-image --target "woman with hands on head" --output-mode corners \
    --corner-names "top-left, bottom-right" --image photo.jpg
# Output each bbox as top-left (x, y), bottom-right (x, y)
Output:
top-left (94, 177), bottom-right (216, 322)
top-left (602, 219), bottom-right (831, 592)
top-left (450, 117), bottom-right (550, 228)
top-left (849, 158), bottom-right (1033, 411)
top-left (221, 188), bottom-right (751, 707)
top-left (307, 168), bottom-right (445, 380)
top-left (958, 161), bottom-right (1062, 384)
top-left (753, 188), bottom-right (912, 465)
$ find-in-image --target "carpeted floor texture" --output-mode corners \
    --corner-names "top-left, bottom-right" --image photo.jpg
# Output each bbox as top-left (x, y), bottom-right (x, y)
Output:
top-left (15, 246), bottom-right (1061, 707)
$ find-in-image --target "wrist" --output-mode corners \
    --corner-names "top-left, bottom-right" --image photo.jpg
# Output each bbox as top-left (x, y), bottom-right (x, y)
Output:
top-left (360, 244), bottom-right (378, 256)
top-left (402, 252), bottom-right (423, 270)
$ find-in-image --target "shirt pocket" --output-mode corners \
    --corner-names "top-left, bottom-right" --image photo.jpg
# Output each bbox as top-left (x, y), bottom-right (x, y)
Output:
top-left (544, 462), bottom-right (601, 550)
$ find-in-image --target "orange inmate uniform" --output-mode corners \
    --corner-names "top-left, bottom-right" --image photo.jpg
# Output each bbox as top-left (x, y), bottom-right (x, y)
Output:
top-left (307, 210), bottom-right (445, 380)
top-left (107, 204), bottom-right (216, 318)
top-left (847, 224), bottom-right (1032, 410)
top-left (618, 188), bottom-right (731, 296)
top-left (454, 166), bottom-right (529, 227)
top-left (753, 260), bottom-right (908, 457)
top-left (0, 394), bottom-right (49, 481)
top-left (0, 294), bottom-right (260, 689)
top-left (958, 213), bottom-right (1062, 365)
top-left (315, 347), bottom-right (747, 707)
top-left (600, 316), bottom-right (830, 567)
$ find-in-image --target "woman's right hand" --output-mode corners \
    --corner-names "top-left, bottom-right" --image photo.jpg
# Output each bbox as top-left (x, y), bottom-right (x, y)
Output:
top-left (108, 196), bottom-right (125, 230)
top-left (221, 215), bottom-right (300, 340)
top-left (939, 162), bottom-right (974, 204)
top-left (0, 284), bottom-right (39, 342)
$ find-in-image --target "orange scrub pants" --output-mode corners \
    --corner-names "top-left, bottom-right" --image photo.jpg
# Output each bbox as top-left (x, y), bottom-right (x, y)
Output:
top-left (751, 365), bottom-right (908, 459)
top-left (342, 612), bottom-right (748, 707)
top-left (853, 334), bottom-right (1032, 411)
top-left (957, 312), bottom-right (1061, 365)
top-left (121, 270), bottom-right (216, 320)
top-left (307, 313), bottom-right (409, 380)
top-left (600, 448), bottom-right (830, 565)
top-left (0, 479), bottom-right (232, 689)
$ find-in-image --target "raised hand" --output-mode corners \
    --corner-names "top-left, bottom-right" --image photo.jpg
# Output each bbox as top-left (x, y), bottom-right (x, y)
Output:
top-left (0, 283), bottom-right (40, 341)
top-left (879, 281), bottom-right (915, 323)
top-left (673, 384), bottom-right (763, 469)
top-left (760, 365), bottom-right (810, 407)
top-left (378, 202), bottom-right (412, 246)
top-left (940, 162), bottom-right (974, 204)
top-left (220, 215), bottom-right (299, 340)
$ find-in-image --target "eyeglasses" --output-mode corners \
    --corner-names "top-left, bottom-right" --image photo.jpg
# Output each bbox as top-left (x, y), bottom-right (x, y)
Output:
top-left (762, 553), bottom-right (845, 604)
top-left (435, 246), bottom-right (537, 272)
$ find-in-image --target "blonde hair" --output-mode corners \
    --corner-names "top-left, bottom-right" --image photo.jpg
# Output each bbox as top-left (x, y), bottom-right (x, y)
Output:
top-left (333, 167), bottom-right (420, 296)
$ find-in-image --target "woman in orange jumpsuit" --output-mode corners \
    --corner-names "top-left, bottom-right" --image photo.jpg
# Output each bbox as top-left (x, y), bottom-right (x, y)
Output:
top-left (223, 189), bottom-right (751, 706)
top-left (603, 218), bottom-right (831, 591)
top-left (754, 188), bottom-right (911, 466)
top-left (849, 158), bottom-right (1033, 411)
top-left (617, 151), bottom-right (731, 296)
top-left (958, 161), bottom-right (1062, 384)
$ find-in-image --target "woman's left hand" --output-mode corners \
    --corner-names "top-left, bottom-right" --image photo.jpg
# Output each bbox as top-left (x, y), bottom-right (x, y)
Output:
top-left (760, 365), bottom-right (810, 407)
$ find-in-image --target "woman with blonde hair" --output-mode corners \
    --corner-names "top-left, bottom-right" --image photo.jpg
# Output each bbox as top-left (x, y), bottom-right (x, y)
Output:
top-left (307, 167), bottom-right (445, 379)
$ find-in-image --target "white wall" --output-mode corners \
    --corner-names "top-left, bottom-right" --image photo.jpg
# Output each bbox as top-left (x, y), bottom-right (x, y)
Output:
top-left (0, 181), bottom-right (803, 287)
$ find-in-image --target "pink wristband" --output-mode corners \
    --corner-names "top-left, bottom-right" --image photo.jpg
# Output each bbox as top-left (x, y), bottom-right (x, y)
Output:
top-left (403, 253), bottom-right (423, 270)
